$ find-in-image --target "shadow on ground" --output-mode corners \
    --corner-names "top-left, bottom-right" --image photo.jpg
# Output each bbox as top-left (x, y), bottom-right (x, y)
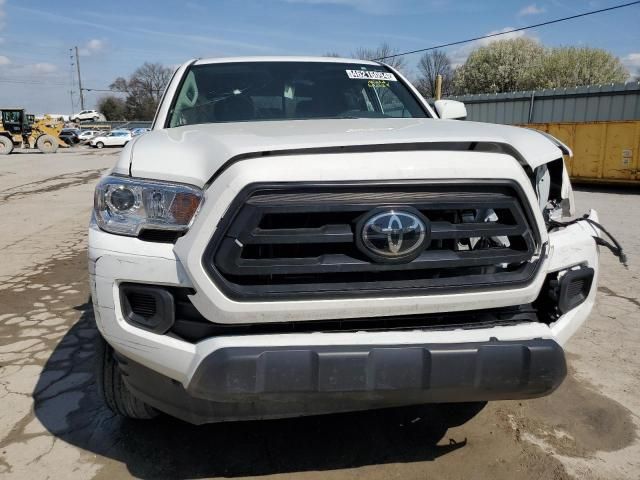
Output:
top-left (573, 183), bottom-right (640, 195)
top-left (33, 300), bottom-right (484, 478)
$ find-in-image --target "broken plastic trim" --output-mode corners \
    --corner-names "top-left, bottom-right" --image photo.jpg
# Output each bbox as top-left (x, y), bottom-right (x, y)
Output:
top-left (547, 215), bottom-right (628, 268)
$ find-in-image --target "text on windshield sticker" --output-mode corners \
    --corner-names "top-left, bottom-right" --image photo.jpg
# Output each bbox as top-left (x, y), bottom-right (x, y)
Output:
top-left (346, 70), bottom-right (397, 81)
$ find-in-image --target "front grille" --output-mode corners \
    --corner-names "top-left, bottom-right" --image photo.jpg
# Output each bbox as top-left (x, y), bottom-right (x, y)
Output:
top-left (204, 181), bottom-right (541, 300)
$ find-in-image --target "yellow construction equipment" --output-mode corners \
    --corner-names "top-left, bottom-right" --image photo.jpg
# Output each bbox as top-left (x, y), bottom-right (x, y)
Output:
top-left (0, 108), bottom-right (68, 154)
top-left (527, 121), bottom-right (640, 184)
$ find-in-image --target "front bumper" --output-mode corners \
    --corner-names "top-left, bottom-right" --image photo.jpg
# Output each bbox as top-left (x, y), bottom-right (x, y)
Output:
top-left (89, 205), bottom-right (599, 423)
top-left (116, 338), bottom-right (565, 424)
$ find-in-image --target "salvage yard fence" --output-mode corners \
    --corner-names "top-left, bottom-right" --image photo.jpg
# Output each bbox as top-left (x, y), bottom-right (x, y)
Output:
top-left (444, 81), bottom-right (640, 125)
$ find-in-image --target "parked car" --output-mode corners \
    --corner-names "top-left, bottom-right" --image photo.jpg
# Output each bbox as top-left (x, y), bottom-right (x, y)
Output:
top-left (58, 128), bottom-right (80, 145)
top-left (90, 56), bottom-right (604, 425)
top-left (131, 127), bottom-right (151, 137)
top-left (78, 130), bottom-right (101, 143)
top-left (89, 130), bottom-right (132, 148)
top-left (70, 110), bottom-right (104, 123)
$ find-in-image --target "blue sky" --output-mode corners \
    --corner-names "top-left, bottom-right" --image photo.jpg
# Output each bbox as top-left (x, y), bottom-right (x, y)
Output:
top-left (0, 0), bottom-right (639, 114)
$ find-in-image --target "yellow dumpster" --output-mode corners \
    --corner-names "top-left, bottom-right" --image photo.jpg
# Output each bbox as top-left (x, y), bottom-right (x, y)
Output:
top-left (526, 121), bottom-right (640, 184)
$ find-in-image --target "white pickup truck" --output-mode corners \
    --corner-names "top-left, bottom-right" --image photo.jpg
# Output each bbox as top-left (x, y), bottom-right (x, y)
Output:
top-left (89, 56), bottom-right (601, 424)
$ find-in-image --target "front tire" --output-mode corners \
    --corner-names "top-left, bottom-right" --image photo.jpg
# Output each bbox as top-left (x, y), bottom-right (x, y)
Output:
top-left (95, 335), bottom-right (158, 420)
top-left (0, 136), bottom-right (13, 155)
top-left (36, 134), bottom-right (58, 153)
top-left (96, 141), bottom-right (104, 149)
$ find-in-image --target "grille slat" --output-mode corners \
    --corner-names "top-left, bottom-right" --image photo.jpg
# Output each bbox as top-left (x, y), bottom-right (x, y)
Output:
top-left (204, 182), bottom-right (541, 300)
top-left (428, 221), bottom-right (525, 239)
top-left (217, 240), bottom-right (531, 275)
top-left (246, 225), bottom-right (354, 244)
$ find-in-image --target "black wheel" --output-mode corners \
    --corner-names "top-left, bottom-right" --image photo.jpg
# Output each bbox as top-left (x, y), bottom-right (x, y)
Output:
top-left (96, 141), bottom-right (104, 149)
top-left (0, 135), bottom-right (13, 155)
top-left (36, 134), bottom-right (58, 153)
top-left (95, 335), bottom-right (158, 420)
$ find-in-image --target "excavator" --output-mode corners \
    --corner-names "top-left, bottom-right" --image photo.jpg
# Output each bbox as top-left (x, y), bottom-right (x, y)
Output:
top-left (0, 108), bottom-right (68, 154)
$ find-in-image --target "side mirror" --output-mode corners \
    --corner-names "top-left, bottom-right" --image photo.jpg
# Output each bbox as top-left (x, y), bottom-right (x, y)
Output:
top-left (434, 100), bottom-right (467, 120)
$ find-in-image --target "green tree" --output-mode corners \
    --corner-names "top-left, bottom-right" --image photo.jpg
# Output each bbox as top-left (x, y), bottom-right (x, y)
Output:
top-left (97, 95), bottom-right (127, 121)
top-left (452, 38), bottom-right (629, 94)
top-left (542, 46), bottom-right (628, 88)
top-left (452, 38), bottom-right (546, 94)
top-left (110, 62), bottom-right (173, 120)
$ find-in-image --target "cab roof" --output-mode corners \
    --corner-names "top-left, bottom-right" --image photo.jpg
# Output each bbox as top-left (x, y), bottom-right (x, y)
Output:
top-left (193, 56), bottom-right (381, 66)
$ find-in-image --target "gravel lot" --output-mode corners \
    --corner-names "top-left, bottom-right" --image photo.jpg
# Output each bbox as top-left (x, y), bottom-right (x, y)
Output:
top-left (0, 148), bottom-right (638, 479)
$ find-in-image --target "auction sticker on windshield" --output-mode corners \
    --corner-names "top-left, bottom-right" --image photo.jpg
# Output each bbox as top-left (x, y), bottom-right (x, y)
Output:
top-left (346, 70), bottom-right (397, 81)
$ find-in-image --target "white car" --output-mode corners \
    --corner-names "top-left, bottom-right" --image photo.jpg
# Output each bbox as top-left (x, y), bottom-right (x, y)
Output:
top-left (89, 130), bottom-right (132, 148)
top-left (77, 130), bottom-right (101, 143)
top-left (71, 109), bottom-right (104, 122)
top-left (89, 56), bottom-right (604, 425)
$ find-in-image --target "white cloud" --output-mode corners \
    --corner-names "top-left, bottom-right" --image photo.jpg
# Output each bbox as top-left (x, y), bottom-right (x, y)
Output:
top-left (134, 27), bottom-right (278, 53)
top-left (1, 61), bottom-right (59, 76)
top-left (623, 53), bottom-right (640, 77)
top-left (32, 63), bottom-right (58, 74)
top-left (476, 27), bottom-right (530, 47)
top-left (283, 0), bottom-right (400, 14)
top-left (79, 38), bottom-right (107, 56)
top-left (518, 3), bottom-right (545, 16)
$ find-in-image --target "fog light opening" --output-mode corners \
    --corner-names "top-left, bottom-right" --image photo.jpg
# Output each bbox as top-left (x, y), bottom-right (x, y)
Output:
top-left (120, 284), bottom-right (175, 334)
top-left (557, 267), bottom-right (594, 314)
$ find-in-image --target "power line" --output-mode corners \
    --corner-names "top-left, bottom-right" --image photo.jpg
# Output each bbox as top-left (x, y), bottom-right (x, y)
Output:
top-left (375, 0), bottom-right (640, 60)
top-left (82, 88), bottom-right (124, 93)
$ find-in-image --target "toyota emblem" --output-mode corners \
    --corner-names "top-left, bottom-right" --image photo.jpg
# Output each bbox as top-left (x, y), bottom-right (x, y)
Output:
top-left (357, 208), bottom-right (430, 262)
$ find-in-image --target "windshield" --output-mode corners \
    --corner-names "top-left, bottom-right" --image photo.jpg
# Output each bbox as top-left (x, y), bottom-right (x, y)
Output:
top-left (167, 61), bottom-right (428, 127)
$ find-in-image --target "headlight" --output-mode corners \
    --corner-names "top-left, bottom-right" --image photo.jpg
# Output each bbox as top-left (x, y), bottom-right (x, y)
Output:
top-left (94, 175), bottom-right (203, 236)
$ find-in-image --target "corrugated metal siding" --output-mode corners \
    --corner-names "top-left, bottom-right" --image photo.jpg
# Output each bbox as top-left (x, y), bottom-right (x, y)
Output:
top-left (445, 82), bottom-right (640, 125)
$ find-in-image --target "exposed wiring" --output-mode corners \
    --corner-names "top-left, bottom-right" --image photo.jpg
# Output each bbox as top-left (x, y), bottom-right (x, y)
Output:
top-left (375, 1), bottom-right (640, 61)
top-left (547, 214), bottom-right (628, 268)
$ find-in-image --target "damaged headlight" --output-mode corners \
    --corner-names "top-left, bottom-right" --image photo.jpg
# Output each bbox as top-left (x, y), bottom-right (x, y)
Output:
top-left (534, 158), bottom-right (573, 221)
top-left (94, 175), bottom-right (203, 236)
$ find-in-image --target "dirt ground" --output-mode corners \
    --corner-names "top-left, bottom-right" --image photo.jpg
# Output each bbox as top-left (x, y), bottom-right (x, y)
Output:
top-left (0, 148), bottom-right (638, 480)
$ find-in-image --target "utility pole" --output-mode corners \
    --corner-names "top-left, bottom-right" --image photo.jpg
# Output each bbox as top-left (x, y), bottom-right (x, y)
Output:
top-left (435, 74), bottom-right (443, 100)
top-left (74, 46), bottom-right (85, 110)
top-left (69, 49), bottom-right (76, 115)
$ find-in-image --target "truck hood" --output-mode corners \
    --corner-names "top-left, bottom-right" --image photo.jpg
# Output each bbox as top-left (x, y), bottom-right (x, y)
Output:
top-left (124, 118), bottom-right (564, 187)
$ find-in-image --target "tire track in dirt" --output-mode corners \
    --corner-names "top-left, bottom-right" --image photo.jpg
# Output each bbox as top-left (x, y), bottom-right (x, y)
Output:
top-left (0, 169), bottom-right (105, 203)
